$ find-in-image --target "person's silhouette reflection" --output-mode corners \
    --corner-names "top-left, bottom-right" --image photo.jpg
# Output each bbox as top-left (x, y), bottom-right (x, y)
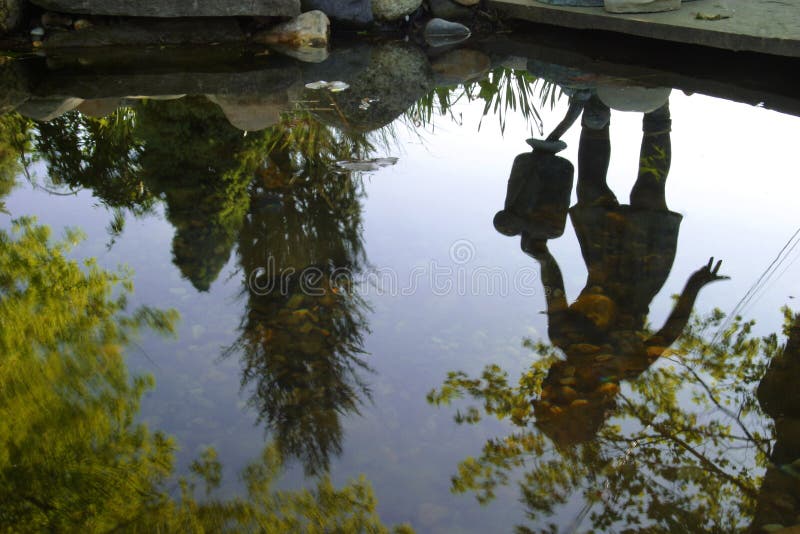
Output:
top-left (497, 95), bottom-right (728, 445)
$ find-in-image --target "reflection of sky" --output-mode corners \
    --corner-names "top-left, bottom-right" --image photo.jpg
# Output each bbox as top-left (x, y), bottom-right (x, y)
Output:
top-left (3, 91), bottom-right (800, 532)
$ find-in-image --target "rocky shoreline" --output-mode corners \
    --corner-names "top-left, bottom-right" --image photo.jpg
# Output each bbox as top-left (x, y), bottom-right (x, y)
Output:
top-left (1, 0), bottom-right (495, 58)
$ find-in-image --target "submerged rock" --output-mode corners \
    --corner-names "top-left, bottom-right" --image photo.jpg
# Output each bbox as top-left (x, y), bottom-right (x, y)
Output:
top-left (423, 18), bottom-right (471, 47)
top-left (301, 0), bottom-right (373, 26)
top-left (28, 0), bottom-right (300, 17)
top-left (372, 0), bottom-right (421, 21)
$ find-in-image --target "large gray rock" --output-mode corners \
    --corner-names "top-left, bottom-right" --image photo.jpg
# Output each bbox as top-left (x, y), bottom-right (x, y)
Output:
top-left (1, 0), bottom-right (22, 33)
top-left (28, 0), bottom-right (300, 17)
top-left (372, 0), bottom-right (421, 21)
top-left (301, 0), bottom-right (373, 26)
top-left (428, 0), bottom-right (473, 20)
top-left (255, 10), bottom-right (328, 45)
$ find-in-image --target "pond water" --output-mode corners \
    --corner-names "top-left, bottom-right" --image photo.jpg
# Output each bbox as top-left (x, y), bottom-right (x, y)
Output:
top-left (2, 44), bottom-right (800, 533)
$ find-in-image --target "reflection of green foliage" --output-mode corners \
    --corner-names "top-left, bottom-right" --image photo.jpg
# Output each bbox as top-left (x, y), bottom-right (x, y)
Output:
top-left (33, 108), bottom-right (152, 215)
top-left (230, 275), bottom-right (371, 477)
top-left (137, 97), bottom-right (258, 291)
top-left (410, 68), bottom-right (558, 135)
top-left (0, 113), bottom-right (32, 214)
top-left (143, 444), bottom-right (413, 533)
top-left (230, 115), bottom-right (372, 476)
top-left (0, 218), bottom-right (410, 532)
top-left (0, 217), bottom-right (178, 531)
top-left (262, 109), bottom-right (375, 172)
top-left (428, 309), bottom-right (799, 532)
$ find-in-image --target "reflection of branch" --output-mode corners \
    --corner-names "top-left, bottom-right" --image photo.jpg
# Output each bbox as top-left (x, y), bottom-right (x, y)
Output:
top-left (17, 142), bottom-right (80, 197)
top-left (649, 419), bottom-right (758, 499)
top-left (664, 355), bottom-right (770, 458)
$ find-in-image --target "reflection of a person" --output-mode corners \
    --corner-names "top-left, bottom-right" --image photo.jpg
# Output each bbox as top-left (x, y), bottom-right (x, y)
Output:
top-left (498, 95), bottom-right (727, 445)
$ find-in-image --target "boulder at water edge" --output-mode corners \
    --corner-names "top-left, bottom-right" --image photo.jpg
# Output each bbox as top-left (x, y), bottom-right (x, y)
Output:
top-left (301, 0), bottom-right (373, 26)
top-left (372, 0), bottom-right (421, 21)
top-left (253, 10), bottom-right (330, 63)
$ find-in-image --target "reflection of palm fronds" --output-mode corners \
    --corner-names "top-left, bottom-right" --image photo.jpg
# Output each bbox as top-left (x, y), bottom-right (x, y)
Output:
top-left (262, 108), bottom-right (390, 171)
top-left (408, 68), bottom-right (560, 136)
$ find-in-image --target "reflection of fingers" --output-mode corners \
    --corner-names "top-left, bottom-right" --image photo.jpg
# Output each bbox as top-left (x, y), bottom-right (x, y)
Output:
top-left (707, 257), bottom-right (714, 270)
top-left (713, 259), bottom-right (723, 274)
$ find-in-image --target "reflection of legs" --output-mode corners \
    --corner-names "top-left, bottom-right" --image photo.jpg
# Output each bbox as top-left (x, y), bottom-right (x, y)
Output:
top-left (630, 102), bottom-right (672, 211)
top-left (577, 97), bottom-right (617, 207)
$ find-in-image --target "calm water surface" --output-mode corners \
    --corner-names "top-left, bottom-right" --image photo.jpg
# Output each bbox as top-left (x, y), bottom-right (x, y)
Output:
top-left (2, 49), bottom-right (800, 533)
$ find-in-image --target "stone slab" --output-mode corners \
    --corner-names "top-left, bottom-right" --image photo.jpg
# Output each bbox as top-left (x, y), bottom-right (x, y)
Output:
top-left (44, 19), bottom-right (245, 48)
top-left (29, 0), bottom-right (299, 18)
top-left (488, 0), bottom-right (800, 58)
top-left (476, 28), bottom-right (800, 117)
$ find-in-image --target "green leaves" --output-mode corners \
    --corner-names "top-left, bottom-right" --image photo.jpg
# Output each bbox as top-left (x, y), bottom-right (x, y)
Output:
top-left (429, 308), bottom-right (797, 532)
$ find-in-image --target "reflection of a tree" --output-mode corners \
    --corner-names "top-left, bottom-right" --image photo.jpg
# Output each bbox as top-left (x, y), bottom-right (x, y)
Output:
top-left (136, 97), bottom-right (259, 292)
top-left (429, 308), bottom-right (800, 532)
top-left (0, 217), bottom-right (410, 533)
top-left (227, 116), bottom-right (376, 476)
top-left (6, 100), bottom-right (258, 289)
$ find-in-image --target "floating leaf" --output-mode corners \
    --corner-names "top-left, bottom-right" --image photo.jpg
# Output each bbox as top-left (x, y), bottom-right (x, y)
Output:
top-left (335, 157), bottom-right (399, 172)
top-left (327, 81), bottom-right (350, 93)
top-left (305, 80), bottom-right (329, 90)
